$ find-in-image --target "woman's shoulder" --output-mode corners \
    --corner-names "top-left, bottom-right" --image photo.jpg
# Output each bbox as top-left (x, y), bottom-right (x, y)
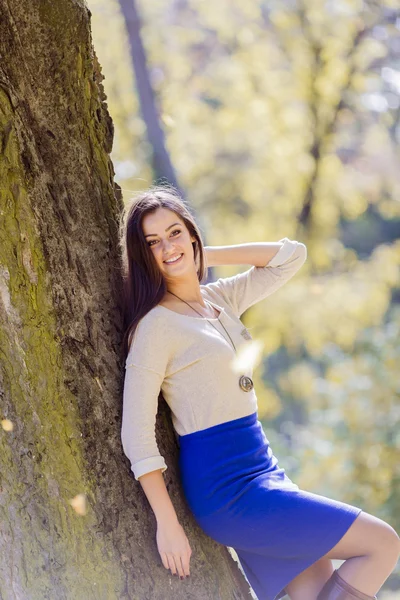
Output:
top-left (137, 305), bottom-right (172, 329)
top-left (126, 307), bottom-right (174, 367)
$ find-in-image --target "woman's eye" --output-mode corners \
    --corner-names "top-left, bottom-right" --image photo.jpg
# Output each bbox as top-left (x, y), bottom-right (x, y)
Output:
top-left (148, 230), bottom-right (181, 247)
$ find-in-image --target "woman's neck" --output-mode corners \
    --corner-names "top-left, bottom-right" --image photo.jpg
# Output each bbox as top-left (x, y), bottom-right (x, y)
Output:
top-left (166, 289), bottom-right (206, 307)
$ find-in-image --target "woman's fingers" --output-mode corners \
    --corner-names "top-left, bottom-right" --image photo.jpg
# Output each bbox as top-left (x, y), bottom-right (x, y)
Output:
top-left (180, 554), bottom-right (190, 577)
top-left (156, 521), bottom-right (192, 577)
top-left (166, 554), bottom-right (177, 575)
top-left (161, 552), bottom-right (170, 571)
top-left (164, 553), bottom-right (190, 578)
top-left (173, 554), bottom-right (184, 577)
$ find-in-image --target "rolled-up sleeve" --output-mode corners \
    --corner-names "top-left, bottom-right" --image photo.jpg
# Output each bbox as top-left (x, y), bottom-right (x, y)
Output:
top-left (204, 238), bottom-right (307, 317)
top-left (121, 316), bottom-right (169, 480)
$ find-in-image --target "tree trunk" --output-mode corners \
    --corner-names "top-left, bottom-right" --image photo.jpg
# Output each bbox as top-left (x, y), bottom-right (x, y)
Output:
top-left (118, 0), bottom-right (183, 194)
top-left (0, 2), bottom-right (252, 599)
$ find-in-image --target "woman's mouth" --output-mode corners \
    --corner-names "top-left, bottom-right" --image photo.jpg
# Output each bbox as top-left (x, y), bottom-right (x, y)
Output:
top-left (164, 253), bottom-right (183, 265)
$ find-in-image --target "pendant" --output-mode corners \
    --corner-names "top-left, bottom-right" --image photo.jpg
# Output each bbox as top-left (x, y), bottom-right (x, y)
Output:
top-left (239, 375), bottom-right (254, 392)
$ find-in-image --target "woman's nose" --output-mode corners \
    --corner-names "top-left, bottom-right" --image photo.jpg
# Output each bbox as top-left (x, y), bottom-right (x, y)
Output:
top-left (163, 239), bottom-right (175, 251)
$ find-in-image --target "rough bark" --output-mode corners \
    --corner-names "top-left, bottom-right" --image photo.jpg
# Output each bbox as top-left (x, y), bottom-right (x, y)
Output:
top-left (0, 1), bottom-right (252, 599)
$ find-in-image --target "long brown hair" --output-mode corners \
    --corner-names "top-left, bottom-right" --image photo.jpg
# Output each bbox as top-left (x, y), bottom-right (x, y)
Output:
top-left (118, 185), bottom-right (208, 361)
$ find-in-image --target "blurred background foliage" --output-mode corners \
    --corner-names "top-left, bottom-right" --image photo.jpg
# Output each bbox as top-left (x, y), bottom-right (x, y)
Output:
top-left (87, 0), bottom-right (400, 592)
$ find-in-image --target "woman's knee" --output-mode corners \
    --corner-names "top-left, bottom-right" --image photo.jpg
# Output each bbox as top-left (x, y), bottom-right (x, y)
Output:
top-left (376, 519), bottom-right (400, 566)
top-left (365, 513), bottom-right (400, 563)
top-left (323, 511), bottom-right (400, 562)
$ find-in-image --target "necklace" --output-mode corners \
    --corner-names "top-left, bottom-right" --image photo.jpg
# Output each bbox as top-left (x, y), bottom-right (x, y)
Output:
top-left (166, 290), bottom-right (254, 392)
top-left (167, 290), bottom-right (236, 351)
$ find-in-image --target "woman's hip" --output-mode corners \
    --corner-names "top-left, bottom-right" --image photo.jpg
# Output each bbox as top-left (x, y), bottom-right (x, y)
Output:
top-left (177, 411), bottom-right (293, 518)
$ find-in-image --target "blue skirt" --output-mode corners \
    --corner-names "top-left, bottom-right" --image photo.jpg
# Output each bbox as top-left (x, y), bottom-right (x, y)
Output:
top-left (178, 411), bottom-right (362, 600)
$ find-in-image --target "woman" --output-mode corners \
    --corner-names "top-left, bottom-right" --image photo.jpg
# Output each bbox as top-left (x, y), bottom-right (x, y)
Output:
top-left (119, 186), bottom-right (399, 600)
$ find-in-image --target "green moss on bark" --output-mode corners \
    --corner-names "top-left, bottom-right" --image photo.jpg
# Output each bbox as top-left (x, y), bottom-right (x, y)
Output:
top-left (0, 48), bottom-right (124, 600)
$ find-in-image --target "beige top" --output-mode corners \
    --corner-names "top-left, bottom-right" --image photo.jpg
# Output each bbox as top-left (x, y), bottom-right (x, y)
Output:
top-left (121, 237), bottom-right (307, 480)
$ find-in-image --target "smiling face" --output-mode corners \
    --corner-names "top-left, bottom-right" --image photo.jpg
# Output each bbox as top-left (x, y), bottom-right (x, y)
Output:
top-left (142, 207), bottom-right (197, 279)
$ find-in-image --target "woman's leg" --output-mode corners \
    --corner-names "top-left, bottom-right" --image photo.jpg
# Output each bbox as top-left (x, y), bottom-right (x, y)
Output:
top-left (321, 511), bottom-right (400, 596)
top-left (285, 558), bottom-right (334, 600)
top-left (285, 511), bottom-right (400, 600)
